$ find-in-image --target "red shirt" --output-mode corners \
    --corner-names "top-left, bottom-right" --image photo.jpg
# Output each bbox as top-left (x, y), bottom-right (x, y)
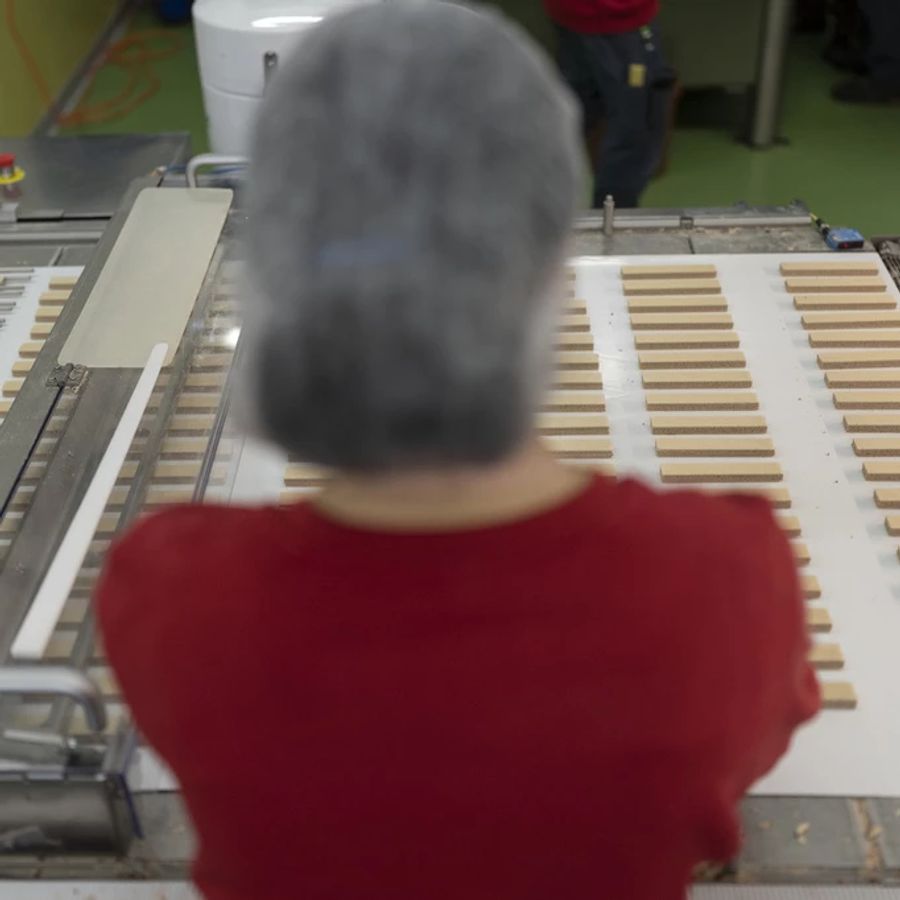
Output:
top-left (97, 475), bottom-right (819, 900)
top-left (545, 0), bottom-right (659, 34)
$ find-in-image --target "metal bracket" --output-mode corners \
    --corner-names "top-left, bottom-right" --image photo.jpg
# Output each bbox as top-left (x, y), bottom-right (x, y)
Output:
top-left (0, 667), bottom-right (107, 735)
top-left (45, 364), bottom-right (84, 389)
top-left (264, 51), bottom-right (278, 87)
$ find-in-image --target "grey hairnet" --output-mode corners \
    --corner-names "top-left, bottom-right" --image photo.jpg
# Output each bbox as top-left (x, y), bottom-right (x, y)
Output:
top-left (244, 0), bottom-right (583, 471)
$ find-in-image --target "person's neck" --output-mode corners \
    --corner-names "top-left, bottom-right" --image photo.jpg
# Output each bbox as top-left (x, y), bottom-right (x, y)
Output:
top-left (312, 438), bottom-right (592, 531)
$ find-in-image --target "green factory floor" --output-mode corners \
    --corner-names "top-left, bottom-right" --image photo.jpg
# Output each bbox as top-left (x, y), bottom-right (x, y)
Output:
top-left (62, 10), bottom-right (900, 237)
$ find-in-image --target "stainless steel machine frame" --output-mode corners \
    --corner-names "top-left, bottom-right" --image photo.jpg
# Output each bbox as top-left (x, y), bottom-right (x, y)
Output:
top-left (2, 144), bottom-right (900, 882)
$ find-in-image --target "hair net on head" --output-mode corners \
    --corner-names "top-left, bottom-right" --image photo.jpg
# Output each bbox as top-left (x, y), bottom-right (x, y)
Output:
top-left (244, 0), bottom-right (583, 472)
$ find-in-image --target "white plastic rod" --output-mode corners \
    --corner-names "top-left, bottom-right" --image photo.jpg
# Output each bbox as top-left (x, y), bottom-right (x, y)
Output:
top-left (11, 342), bottom-right (168, 660)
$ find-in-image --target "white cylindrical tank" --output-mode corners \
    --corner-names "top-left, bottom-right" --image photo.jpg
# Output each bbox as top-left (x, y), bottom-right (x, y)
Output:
top-left (193, 0), bottom-right (370, 155)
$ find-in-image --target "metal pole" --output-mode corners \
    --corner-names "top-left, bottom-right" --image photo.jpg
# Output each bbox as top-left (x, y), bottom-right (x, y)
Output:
top-left (750, 0), bottom-right (795, 148)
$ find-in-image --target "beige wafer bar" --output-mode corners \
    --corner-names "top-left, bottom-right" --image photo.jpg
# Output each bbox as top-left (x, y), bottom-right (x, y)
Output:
top-left (630, 313), bottom-right (733, 331)
top-left (781, 260), bottom-right (880, 277)
top-left (827, 370), bottom-right (900, 388)
top-left (172, 394), bottom-right (223, 412)
top-left (793, 542), bottom-right (811, 566)
top-left (795, 293), bottom-right (895, 311)
top-left (833, 391), bottom-right (900, 409)
top-left (555, 333), bottom-right (594, 350)
top-left (802, 311), bottom-right (900, 329)
top-left (801, 575), bottom-right (821, 599)
top-left (875, 488), bottom-right (900, 508)
top-left (821, 682), bottom-right (857, 710)
top-left (628, 296), bottom-right (727, 313)
top-left (655, 437), bottom-right (774, 457)
top-left (818, 350), bottom-right (900, 369)
top-left (788, 276), bottom-right (886, 293)
top-left (646, 391), bottom-right (758, 411)
top-left (634, 331), bottom-right (740, 350)
top-left (809, 330), bottom-right (900, 348)
top-left (557, 313), bottom-right (590, 333)
top-left (650, 414), bottom-right (767, 434)
top-left (778, 515), bottom-right (802, 537)
top-left (30, 322), bottom-right (53, 340)
top-left (808, 643), bottom-right (844, 670)
top-left (543, 436), bottom-right (613, 459)
top-left (863, 461), bottom-right (900, 480)
top-left (852, 438), bottom-right (900, 456)
top-left (12, 359), bottom-right (33, 376)
top-left (38, 289), bottom-right (71, 306)
top-left (623, 278), bottom-right (722, 296)
top-left (542, 391), bottom-right (605, 412)
top-left (166, 414), bottom-right (216, 434)
top-left (115, 460), bottom-right (209, 483)
top-left (49, 275), bottom-right (80, 289)
top-left (659, 462), bottom-right (782, 484)
top-left (93, 513), bottom-right (122, 537)
top-left (567, 299), bottom-right (587, 314)
top-left (35, 306), bottom-right (62, 323)
top-left (0, 398), bottom-right (11, 416)
top-left (844, 413), bottom-right (900, 432)
top-left (284, 464), bottom-right (331, 487)
top-left (191, 351), bottom-right (233, 371)
top-left (643, 370), bottom-right (751, 389)
top-left (638, 350), bottom-right (745, 369)
top-left (18, 341), bottom-right (44, 358)
top-left (806, 607), bottom-right (832, 632)
top-left (555, 350), bottom-right (600, 370)
top-left (143, 489), bottom-right (194, 508)
top-left (2, 379), bottom-right (23, 398)
top-left (565, 461), bottom-right (616, 476)
top-left (536, 413), bottom-right (609, 435)
top-left (885, 515), bottom-right (900, 536)
top-left (552, 370), bottom-right (603, 390)
top-left (155, 437), bottom-right (219, 459)
top-left (621, 264), bottom-right (718, 279)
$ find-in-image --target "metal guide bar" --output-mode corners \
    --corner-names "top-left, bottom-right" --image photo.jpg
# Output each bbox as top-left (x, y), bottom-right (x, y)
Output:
top-left (0, 176), bottom-right (162, 518)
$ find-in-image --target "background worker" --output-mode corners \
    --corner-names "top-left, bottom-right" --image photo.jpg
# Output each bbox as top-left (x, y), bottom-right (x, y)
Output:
top-left (543, 0), bottom-right (674, 207)
top-left (97, 3), bottom-right (820, 899)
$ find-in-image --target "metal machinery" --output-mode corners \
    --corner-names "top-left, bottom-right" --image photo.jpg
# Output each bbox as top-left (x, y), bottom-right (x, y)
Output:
top-left (2, 135), bottom-right (900, 888)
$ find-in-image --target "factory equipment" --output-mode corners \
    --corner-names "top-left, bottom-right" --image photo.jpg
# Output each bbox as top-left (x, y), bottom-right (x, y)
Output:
top-left (1, 140), bottom-right (900, 886)
top-left (193, 0), bottom-right (374, 154)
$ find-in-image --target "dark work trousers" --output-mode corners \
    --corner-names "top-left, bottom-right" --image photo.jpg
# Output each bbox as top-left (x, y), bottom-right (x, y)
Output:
top-left (556, 21), bottom-right (674, 208)
top-left (859, 0), bottom-right (900, 87)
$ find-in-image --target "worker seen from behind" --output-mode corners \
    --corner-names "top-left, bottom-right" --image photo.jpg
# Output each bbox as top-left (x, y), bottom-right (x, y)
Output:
top-left (97, 3), bottom-right (820, 898)
top-left (544, 0), bottom-right (674, 207)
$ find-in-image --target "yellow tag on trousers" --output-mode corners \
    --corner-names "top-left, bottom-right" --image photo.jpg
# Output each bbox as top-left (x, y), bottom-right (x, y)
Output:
top-left (628, 63), bottom-right (647, 88)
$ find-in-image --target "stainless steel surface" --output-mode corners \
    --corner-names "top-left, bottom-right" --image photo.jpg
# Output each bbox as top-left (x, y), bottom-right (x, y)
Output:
top-left (0, 175), bottom-right (159, 518)
top-left (602, 194), bottom-right (615, 237)
top-left (0, 370), bottom-right (139, 659)
top-left (0, 667), bottom-right (106, 733)
top-left (0, 136), bottom-right (190, 220)
top-left (0, 775), bottom-right (135, 855)
top-left (751, 0), bottom-right (794, 147)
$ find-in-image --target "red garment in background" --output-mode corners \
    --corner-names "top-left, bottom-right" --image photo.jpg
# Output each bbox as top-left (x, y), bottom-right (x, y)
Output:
top-left (97, 475), bottom-right (819, 900)
top-left (544, 0), bottom-right (659, 34)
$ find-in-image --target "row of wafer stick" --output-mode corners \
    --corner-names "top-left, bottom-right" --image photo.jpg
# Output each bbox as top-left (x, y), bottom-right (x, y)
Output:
top-left (0, 274), bottom-right (239, 735)
top-left (788, 262), bottom-right (900, 546)
top-left (622, 262), bottom-right (853, 710)
top-left (279, 288), bottom-right (615, 498)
